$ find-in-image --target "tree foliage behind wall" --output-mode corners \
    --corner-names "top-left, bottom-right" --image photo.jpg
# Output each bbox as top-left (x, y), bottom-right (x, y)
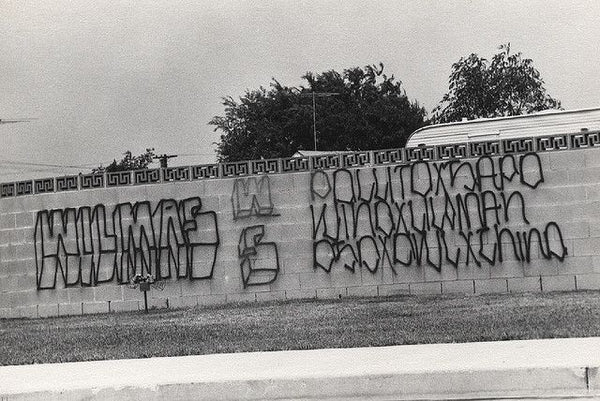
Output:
top-left (92, 148), bottom-right (156, 173)
top-left (432, 44), bottom-right (561, 124)
top-left (210, 63), bottom-right (427, 162)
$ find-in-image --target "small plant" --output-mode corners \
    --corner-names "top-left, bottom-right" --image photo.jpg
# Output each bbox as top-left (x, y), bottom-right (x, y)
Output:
top-left (126, 273), bottom-right (165, 312)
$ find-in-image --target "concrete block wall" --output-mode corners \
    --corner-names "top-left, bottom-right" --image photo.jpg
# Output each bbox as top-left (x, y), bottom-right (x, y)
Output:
top-left (0, 143), bottom-right (599, 318)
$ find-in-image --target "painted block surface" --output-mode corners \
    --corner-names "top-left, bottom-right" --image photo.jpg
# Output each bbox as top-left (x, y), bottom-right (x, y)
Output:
top-left (0, 141), bottom-right (599, 317)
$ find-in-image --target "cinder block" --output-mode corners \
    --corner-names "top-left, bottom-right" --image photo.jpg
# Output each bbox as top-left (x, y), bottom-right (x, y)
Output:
top-left (507, 276), bottom-right (542, 293)
top-left (299, 270), bottom-right (332, 290)
top-left (576, 274), bottom-right (600, 290)
top-left (523, 258), bottom-right (559, 277)
top-left (109, 300), bottom-right (140, 313)
top-left (67, 287), bottom-right (95, 303)
top-left (256, 291), bottom-right (286, 302)
top-left (474, 278), bottom-right (508, 294)
top-left (59, 302), bottom-right (82, 316)
top-left (410, 282), bottom-right (442, 295)
top-left (93, 285), bottom-right (123, 302)
top-left (122, 286), bottom-right (145, 301)
top-left (37, 304), bottom-right (59, 318)
top-left (572, 238), bottom-right (600, 256)
top-left (197, 294), bottom-right (227, 306)
top-left (457, 262), bottom-right (490, 280)
top-left (347, 285), bottom-right (378, 298)
top-left (83, 301), bottom-right (109, 315)
top-left (147, 297), bottom-right (168, 310)
top-left (377, 284), bottom-right (410, 297)
top-left (226, 292), bottom-right (256, 304)
top-left (490, 260), bottom-right (526, 279)
top-left (392, 265), bottom-right (426, 284)
top-left (270, 273), bottom-right (301, 292)
top-left (15, 212), bottom-right (34, 228)
top-left (548, 151), bottom-right (586, 171)
top-left (156, 280), bottom-right (182, 298)
top-left (557, 256), bottom-right (598, 275)
top-left (0, 214), bottom-right (15, 229)
top-left (167, 296), bottom-right (198, 309)
top-left (442, 280), bottom-right (474, 295)
top-left (423, 262), bottom-right (458, 282)
top-left (285, 289), bottom-right (316, 300)
top-left (316, 287), bottom-right (346, 299)
top-left (13, 305), bottom-right (38, 318)
top-left (180, 280), bottom-right (210, 297)
top-left (0, 307), bottom-right (9, 319)
top-left (542, 275), bottom-right (576, 292)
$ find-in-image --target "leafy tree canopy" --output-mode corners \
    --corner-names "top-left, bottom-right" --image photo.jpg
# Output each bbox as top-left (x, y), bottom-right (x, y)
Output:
top-left (432, 44), bottom-right (561, 124)
top-left (92, 148), bottom-right (156, 173)
top-left (210, 63), bottom-right (426, 162)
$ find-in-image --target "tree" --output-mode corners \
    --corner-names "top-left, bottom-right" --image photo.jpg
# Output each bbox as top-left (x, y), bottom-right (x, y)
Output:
top-left (92, 148), bottom-right (156, 173)
top-left (210, 63), bottom-right (426, 162)
top-left (432, 44), bottom-right (561, 124)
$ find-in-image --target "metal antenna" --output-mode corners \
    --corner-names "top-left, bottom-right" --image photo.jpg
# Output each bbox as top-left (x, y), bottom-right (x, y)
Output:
top-left (0, 118), bottom-right (37, 125)
top-left (299, 92), bottom-right (340, 151)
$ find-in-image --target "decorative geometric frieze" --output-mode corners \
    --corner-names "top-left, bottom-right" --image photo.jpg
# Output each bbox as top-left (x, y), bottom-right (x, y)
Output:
top-left (281, 157), bottom-right (309, 173)
top-left (311, 154), bottom-right (341, 170)
top-left (1, 183), bottom-right (15, 198)
top-left (106, 171), bottom-right (132, 187)
top-left (15, 180), bottom-right (33, 196)
top-left (373, 148), bottom-right (403, 165)
top-left (134, 169), bottom-right (161, 185)
top-left (436, 143), bottom-right (468, 160)
top-left (250, 159), bottom-right (280, 175)
top-left (163, 166), bottom-right (190, 181)
top-left (536, 134), bottom-right (569, 152)
top-left (502, 137), bottom-right (535, 154)
top-left (342, 151), bottom-right (371, 168)
top-left (469, 141), bottom-right (501, 157)
top-left (191, 164), bottom-right (219, 180)
top-left (34, 178), bottom-right (55, 194)
top-left (405, 145), bottom-right (435, 162)
top-left (80, 173), bottom-right (104, 189)
top-left (571, 131), bottom-right (600, 148)
top-left (56, 176), bottom-right (78, 192)
top-left (221, 161), bottom-right (249, 177)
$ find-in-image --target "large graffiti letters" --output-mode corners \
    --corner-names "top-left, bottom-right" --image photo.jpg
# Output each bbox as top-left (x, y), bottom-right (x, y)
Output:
top-left (310, 152), bottom-right (567, 276)
top-left (238, 225), bottom-right (280, 287)
top-left (34, 197), bottom-right (219, 290)
top-left (232, 176), bottom-right (280, 287)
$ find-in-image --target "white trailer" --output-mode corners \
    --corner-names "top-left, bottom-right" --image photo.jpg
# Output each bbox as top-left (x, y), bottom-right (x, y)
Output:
top-left (406, 107), bottom-right (600, 147)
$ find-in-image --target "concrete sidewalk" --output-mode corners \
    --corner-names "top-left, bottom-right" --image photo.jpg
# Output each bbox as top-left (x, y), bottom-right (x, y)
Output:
top-left (1, 337), bottom-right (599, 400)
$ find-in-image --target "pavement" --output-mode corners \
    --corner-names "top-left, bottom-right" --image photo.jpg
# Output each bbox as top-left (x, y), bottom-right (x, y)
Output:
top-left (1, 337), bottom-right (599, 400)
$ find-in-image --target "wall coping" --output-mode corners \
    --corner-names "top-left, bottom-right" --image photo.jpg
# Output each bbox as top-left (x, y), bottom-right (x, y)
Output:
top-left (1, 130), bottom-right (598, 199)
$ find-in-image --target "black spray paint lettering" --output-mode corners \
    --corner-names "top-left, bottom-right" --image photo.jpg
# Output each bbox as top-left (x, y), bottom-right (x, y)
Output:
top-left (232, 176), bottom-right (281, 287)
top-left (34, 197), bottom-right (219, 290)
top-left (310, 152), bottom-right (567, 275)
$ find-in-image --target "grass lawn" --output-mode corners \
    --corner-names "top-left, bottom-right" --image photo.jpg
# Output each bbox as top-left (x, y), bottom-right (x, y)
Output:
top-left (1, 291), bottom-right (600, 366)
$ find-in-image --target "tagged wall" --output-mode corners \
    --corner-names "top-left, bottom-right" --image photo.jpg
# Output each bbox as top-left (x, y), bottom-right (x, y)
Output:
top-left (1, 133), bottom-right (600, 318)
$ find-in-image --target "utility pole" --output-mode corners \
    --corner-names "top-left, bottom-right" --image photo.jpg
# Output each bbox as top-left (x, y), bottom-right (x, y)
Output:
top-left (153, 154), bottom-right (177, 168)
top-left (300, 92), bottom-right (340, 151)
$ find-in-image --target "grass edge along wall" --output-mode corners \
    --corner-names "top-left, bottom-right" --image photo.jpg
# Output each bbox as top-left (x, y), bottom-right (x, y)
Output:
top-left (1, 132), bottom-right (599, 318)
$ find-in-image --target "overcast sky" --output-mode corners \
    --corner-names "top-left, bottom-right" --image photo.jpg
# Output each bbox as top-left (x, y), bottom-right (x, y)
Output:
top-left (1, 0), bottom-right (599, 181)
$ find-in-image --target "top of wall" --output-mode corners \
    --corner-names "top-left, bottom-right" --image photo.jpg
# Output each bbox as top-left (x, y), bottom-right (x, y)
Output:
top-left (1, 129), bottom-right (599, 199)
top-left (407, 107), bottom-right (600, 146)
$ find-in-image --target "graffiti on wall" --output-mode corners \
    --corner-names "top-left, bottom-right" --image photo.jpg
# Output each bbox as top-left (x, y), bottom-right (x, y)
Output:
top-left (232, 176), bottom-right (280, 287)
top-left (34, 197), bottom-right (219, 289)
top-left (310, 153), bottom-right (567, 274)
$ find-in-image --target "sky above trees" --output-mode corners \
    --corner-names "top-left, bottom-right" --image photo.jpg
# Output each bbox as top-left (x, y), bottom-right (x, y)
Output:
top-left (1, 1), bottom-right (599, 180)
